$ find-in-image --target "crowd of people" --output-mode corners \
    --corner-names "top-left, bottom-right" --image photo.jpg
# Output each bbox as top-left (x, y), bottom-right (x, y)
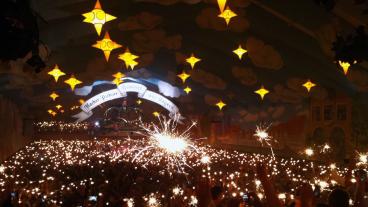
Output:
top-left (0, 138), bottom-right (366, 207)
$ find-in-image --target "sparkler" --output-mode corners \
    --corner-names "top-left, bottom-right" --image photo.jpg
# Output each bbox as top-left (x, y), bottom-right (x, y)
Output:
top-left (254, 123), bottom-right (276, 159)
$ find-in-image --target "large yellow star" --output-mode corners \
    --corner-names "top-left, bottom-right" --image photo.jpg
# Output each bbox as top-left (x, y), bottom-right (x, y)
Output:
top-left (338, 61), bottom-right (352, 75)
top-left (217, 0), bottom-right (227, 13)
top-left (233, 45), bottom-right (247, 60)
top-left (216, 100), bottom-right (226, 110)
top-left (186, 53), bottom-right (201, 69)
top-left (82, 0), bottom-right (116, 36)
top-left (64, 75), bottom-right (82, 91)
top-left (184, 86), bottom-right (192, 94)
top-left (48, 65), bottom-right (66, 82)
top-left (118, 48), bottom-right (139, 70)
top-left (255, 86), bottom-right (269, 100)
top-left (218, 6), bottom-right (237, 25)
top-left (303, 80), bottom-right (316, 92)
top-left (177, 71), bottom-right (190, 83)
top-left (92, 32), bottom-right (122, 61)
top-left (49, 92), bottom-right (59, 101)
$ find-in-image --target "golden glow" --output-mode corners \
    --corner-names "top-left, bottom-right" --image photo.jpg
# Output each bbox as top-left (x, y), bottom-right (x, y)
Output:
top-left (186, 53), bottom-right (201, 69)
top-left (92, 32), bottom-right (122, 61)
top-left (177, 71), bottom-right (190, 83)
top-left (82, 0), bottom-right (116, 36)
top-left (79, 99), bottom-right (85, 105)
top-left (303, 79), bottom-right (316, 92)
top-left (153, 111), bottom-right (160, 117)
top-left (216, 100), bottom-right (226, 110)
top-left (49, 92), bottom-right (59, 101)
top-left (255, 86), bottom-right (269, 100)
top-left (217, 0), bottom-right (227, 12)
top-left (305, 148), bottom-right (314, 156)
top-left (51, 111), bottom-right (57, 117)
top-left (47, 109), bottom-right (53, 114)
top-left (183, 86), bottom-right (192, 94)
top-left (218, 6), bottom-right (237, 25)
top-left (48, 65), bottom-right (66, 82)
top-left (55, 105), bottom-right (62, 110)
top-left (118, 48), bottom-right (139, 70)
top-left (136, 99), bottom-right (142, 105)
top-left (64, 75), bottom-right (82, 91)
top-left (233, 45), bottom-right (247, 60)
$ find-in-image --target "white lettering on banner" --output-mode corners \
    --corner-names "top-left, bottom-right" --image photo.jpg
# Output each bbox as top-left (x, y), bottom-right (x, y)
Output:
top-left (73, 82), bottom-right (180, 122)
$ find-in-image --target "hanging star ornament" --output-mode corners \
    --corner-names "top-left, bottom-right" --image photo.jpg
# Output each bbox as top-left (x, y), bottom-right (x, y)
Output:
top-left (186, 53), bottom-right (201, 69)
top-left (82, 0), bottom-right (116, 36)
top-left (255, 86), bottom-right (269, 100)
top-left (218, 6), bottom-right (237, 25)
top-left (177, 71), bottom-right (190, 83)
top-left (49, 92), bottom-right (59, 101)
top-left (118, 48), bottom-right (139, 70)
top-left (303, 80), bottom-right (316, 92)
top-left (112, 72), bottom-right (125, 86)
top-left (92, 32), bottom-right (122, 61)
top-left (184, 86), bottom-right (192, 94)
top-left (64, 75), bottom-right (82, 91)
top-left (217, 0), bottom-right (227, 13)
top-left (48, 65), bottom-right (66, 82)
top-left (233, 45), bottom-right (247, 60)
top-left (216, 100), bottom-right (226, 110)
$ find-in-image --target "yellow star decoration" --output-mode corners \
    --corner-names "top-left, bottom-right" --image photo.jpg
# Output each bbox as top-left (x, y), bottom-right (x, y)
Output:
top-left (79, 99), bottom-right (85, 105)
top-left (49, 92), bottom-right (59, 101)
top-left (255, 86), bottom-right (269, 100)
top-left (184, 86), bottom-right (192, 94)
top-left (82, 0), bottom-right (116, 36)
top-left (118, 48), bottom-right (139, 70)
top-left (136, 99), bottom-right (142, 105)
top-left (92, 32), bottom-right (122, 61)
top-left (217, 0), bottom-right (227, 13)
top-left (177, 71), bottom-right (190, 83)
top-left (48, 65), bottom-right (66, 82)
top-left (112, 78), bottom-right (123, 86)
top-left (338, 61), bottom-right (353, 75)
top-left (51, 111), bottom-right (57, 117)
top-left (64, 75), bottom-right (82, 91)
top-left (153, 111), bottom-right (160, 117)
top-left (233, 45), bottom-right (247, 60)
top-left (47, 109), bottom-right (54, 114)
top-left (186, 53), bottom-right (201, 69)
top-left (55, 105), bottom-right (62, 110)
top-left (303, 80), bottom-right (316, 92)
top-left (218, 6), bottom-right (237, 25)
top-left (216, 100), bottom-right (226, 110)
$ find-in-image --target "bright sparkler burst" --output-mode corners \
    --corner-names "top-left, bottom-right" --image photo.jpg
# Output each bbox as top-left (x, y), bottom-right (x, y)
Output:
top-left (131, 114), bottom-right (202, 173)
top-left (254, 123), bottom-right (276, 159)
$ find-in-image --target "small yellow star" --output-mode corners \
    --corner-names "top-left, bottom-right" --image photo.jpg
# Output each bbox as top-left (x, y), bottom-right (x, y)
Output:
top-left (55, 104), bottom-right (62, 110)
top-left (79, 99), bottom-right (85, 105)
top-left (82, 0), bottom-right (116, 36)
top-left (48, 65), bottom-right (66, 82)
top-left (112, 77), bottom-right (123, 86)
top-left (47, 109), bottom-right (54, 114)
top-left (218, 6), bottom-right (237, 25)
top-left (153, 111), bottom-right (160, 117)
top-left (118, 48), bottom-right (139, 70)
top-left (112, 72), bottom-right (125, 79)
top-left (217, 0), bottom-right (227, 13)
top-left (64, 75), bottom-right (82, 91)
top-left (92, 32), bottom-right (122, 61)
top-left (303, 80), bottom-right (316, 92)
top-left (177, 71), bottom-right (190, 83)
top-left (184, 86), bottom-right (192, 94)
top-left (255, 86), bottom-right (269, 100)
top-left (186, 53), bottom-right (201, 69)
top-left (51, 111), bottom-right (57, 117)
top-left (233, 45), bottom-right (247, 60)
top-left (49, 92), bottom-right (59, 101)
top-left (216, 100), bottom-right (226, 110)
top-left (338, 61), bottom-right (352, 75)
top-left (136, 99), bottom-right (142, 105)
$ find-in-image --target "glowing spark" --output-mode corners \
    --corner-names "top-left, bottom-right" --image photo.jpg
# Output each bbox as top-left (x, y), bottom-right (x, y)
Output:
top-left (92, 32), bottom-right (122, 61)
top-left (255, 86), bottom-right (269, 100)
top-left (184, 86), bottom-right (192, 94)
top-left (118, 48), bottom-right (139, 70)
top-left (48, 65), bottom-right (65, 82)
top-left (177, 71), bottom-right (190, 83)
top-left (321, 144), bottom-right (330, 153)
top-left (338, 61), bottom-right (351, 75)
top-left (82, 0), bottom-right (116, 36)
top-left (136, 99), bottom-right (142, 105)
top-left (305, 148), bottom-right (314, 157)
top-left (217, 0), bottom-right (227, 12)
top-left (49, 92), bottom-right (59, 101)
top-left (254, 123), bottom-right (275, 159)
top-left (186, 53), bottom-right (201, 69)
top-left (64, 75), bottom-right (82, 91)
top-left (55, 105), bottom-right (62, 110)
top-left (201, 155), bottom-right (211, 164)
top-left (303, 80), bottom-right (316, 92)
top-left (233, 45), bottom-right (247, 60)
top-left (79, 99), bottom-right (85, 105)
top-left (358, 153), bottom-right (368, 165)
top-left (218, 6), bottom-right (237, 25)
top-left (216, 100), bottom-right (226, 110)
